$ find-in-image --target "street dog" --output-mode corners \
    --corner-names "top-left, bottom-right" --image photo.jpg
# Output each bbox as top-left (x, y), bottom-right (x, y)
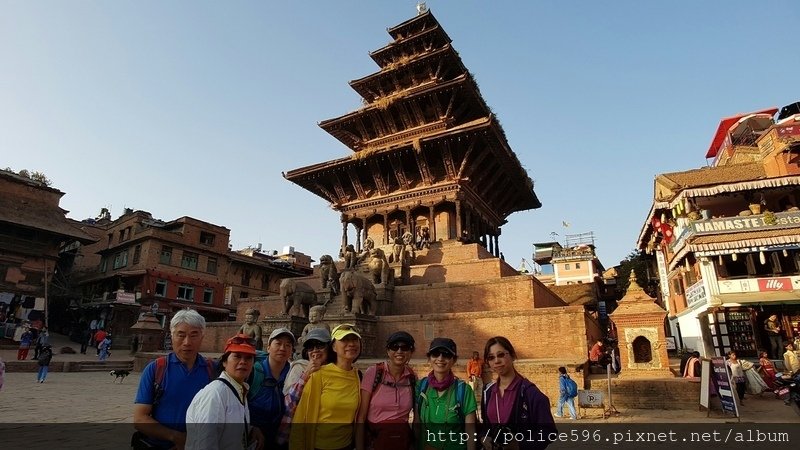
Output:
top-left (109, 369), bottom-right (131, 383)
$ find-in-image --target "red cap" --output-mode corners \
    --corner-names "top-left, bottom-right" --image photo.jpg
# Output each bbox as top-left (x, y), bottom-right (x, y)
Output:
top-left (224, 334), bottom-right (257, 355)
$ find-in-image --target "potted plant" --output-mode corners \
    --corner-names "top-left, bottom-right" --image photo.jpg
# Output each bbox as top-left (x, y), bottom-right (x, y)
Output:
top-left (763, 210), bottom-right (777, 225)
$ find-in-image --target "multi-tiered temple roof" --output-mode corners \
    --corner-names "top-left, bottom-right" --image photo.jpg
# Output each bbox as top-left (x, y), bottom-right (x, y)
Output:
top-left (285, 10), bottom-right (539, 256)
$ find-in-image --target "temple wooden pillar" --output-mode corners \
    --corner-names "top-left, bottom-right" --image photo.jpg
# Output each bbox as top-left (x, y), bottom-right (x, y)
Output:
top-left (341, 218), bottom-right (348, 256)
top-left (455, 201), bottom-right (462, 241)
top-left (429, 205), bottom-right (436, 242)
top-left (493, 234), bottom-right (499, 257)
top-left (355, 221), bottom-right (363, 253)
top-left (383, 214), bottom-right (389, 245)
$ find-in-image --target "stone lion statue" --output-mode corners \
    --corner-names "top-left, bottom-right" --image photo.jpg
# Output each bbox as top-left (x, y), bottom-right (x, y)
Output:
top-left (319, 254), bottom-right (340, 295)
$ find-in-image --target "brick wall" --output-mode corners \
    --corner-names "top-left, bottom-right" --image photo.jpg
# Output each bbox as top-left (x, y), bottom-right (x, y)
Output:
top-left (392, 276), bottom-right (565, 315)
top-left (588, 377), bottom-right (699, 409)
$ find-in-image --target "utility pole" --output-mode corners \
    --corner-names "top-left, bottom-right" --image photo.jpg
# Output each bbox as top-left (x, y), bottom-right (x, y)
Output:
top-left (43, 259), bottom-right (49, 329)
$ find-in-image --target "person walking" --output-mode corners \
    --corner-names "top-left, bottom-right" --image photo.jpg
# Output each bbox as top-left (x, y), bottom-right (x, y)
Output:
top-left (480, 336), bottom-right (556, 450)
top-left (758, 351), bottom-right (777, 390)
top-left (289, 323), bottom-right (362, 450)
top-left (94, 328), bottom-right (108, 356)
top-left (555, 367), bottom-right (578, 420)
top-left (80, 323), bottom-right (91, 354)
top-left (466, 351), bottom-right (484, 422)
top-left (133, 309), bottom-right (216, 450)
top-left (356, 331), bottom-right (417, 450)
top-left (99, 333), bottom-right (112, 361)
top-left (17, 327), bottom-right (33, 361)
top-left (36, 345), bottom-right (53, 383)
top-left (34, 327), bottom-right (49, 360)
top-left (727, 351), bottom-right (746, 404)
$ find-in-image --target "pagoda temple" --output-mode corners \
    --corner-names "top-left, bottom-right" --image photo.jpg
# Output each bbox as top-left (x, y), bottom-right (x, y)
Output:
top-left (285, 9), bottom-right (540, 258)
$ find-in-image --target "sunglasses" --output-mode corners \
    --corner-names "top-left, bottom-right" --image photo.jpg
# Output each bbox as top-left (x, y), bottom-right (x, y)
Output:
top-left (228, 336), bottom-right (257, 347)
top-left (429, 350), bottom-right (454, 359)
top-left (305, 342), bottom-right (328, 351)
top-left (486, 351), bottom-right (509, 362)
top-left (388, 343), bottom-right (414, 352)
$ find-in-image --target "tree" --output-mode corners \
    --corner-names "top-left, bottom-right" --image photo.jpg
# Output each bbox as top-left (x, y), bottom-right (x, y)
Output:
top-left (30, 171), bottom-right (52, 186)
top-left (616, 249), bottom-right (652, 295)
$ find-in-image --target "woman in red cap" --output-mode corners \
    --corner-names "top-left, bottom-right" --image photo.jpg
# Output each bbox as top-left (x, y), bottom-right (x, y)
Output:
top-left (290, 323), bottom-right (362, 450)
top-left (185, 334), bottom-right (264, 450)
top-left (356, 331), bottom-right (417, 450)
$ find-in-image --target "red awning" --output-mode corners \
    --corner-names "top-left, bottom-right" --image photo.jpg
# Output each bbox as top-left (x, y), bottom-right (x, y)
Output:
top-left (705, 107), bottom-right (778, 158)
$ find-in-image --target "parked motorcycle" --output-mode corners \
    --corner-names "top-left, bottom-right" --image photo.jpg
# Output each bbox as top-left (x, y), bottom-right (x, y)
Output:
top-left (774, 372), bottom-right (800, 417)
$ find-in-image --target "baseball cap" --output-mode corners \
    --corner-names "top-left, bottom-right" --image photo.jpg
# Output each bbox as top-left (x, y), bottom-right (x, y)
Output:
top-left (331, 323), bottom-right (361, 341)
top-left (268, 327), bottom-right (296, 345)
top-left (304, 328), bottom-right (332, 346)
top-left (427, 337), bottom-right (457, 357)
top-left (386, 331), bottom-right (415, 348)
top-left (224, 334), bottom-right (257, 356)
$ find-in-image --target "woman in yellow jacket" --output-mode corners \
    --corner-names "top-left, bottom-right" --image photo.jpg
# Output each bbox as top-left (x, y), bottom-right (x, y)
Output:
top-left (290, 324), bottom-right (362, 450)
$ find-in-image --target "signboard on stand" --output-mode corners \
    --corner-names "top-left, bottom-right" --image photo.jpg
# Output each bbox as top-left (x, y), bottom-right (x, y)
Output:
top-left (706, 356), bottom-right (740, 419)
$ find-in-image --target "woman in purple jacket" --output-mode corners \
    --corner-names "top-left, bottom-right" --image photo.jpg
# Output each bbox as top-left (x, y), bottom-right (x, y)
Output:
top-left (480, 336), bottom-right (556, 450)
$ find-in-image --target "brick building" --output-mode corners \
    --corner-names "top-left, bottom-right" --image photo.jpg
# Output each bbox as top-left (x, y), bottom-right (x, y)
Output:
top-left (637, 104), bottom-right (800, 357)
top-left (69, 209), bottom-right (310, 346)
top-left (0, 169), bottom-right (95, 331)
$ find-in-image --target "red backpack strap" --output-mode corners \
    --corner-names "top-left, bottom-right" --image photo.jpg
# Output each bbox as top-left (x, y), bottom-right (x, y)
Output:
top-left (205, 357), bottom-right (215, 381)
top-left (154, 356), bottom-right (167, 387)
top-left (371, 362), bottom-right (385, 393)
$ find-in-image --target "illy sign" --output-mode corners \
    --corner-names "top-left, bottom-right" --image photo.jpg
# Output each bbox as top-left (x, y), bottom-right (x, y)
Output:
top-left (757, 278), bottom-right (792, 291)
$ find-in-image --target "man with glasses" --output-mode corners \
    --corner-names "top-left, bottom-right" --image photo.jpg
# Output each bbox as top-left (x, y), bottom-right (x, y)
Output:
top-left (133, 309), bottom-right (214, 450)
top-left (248, 327), bottom-right (295, 449)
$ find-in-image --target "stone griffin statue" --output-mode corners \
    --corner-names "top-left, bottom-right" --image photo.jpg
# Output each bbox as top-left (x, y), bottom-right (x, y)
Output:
top-left (402, 230), bottom-right (416, 265)
top-left (238, 308), bottom-right (264, 350)
top-left (339, 270), bottom-right (376, 315)
top-left (367, 247), bottom-right (390, 285)
top-left (319, 254), bottom-right (340, 295)
top-left (280, 278), bottom-right (317, 318)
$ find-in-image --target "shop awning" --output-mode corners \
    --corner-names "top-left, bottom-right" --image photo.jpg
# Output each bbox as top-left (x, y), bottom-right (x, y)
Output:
top-left (712, 291), bottom-right (800, 307)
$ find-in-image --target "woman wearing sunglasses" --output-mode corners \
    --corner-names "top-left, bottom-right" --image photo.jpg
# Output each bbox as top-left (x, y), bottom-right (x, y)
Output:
top-left (480, 336), bottom-right (555, 450)
top-left (289, 323), bottom-right (362, 450)
top-left (416, 337), bottom-right (477, 450)
top-left (185, 334), bottom-right (264, 450)
top-left (276, 328), bottom-right (331, 446)
top-left (356, 331), bottom-right (417, 450)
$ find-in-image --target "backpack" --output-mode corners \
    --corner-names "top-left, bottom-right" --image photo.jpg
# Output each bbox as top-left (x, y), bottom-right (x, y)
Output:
top-left (152, 355), bottom-right (215, 409)
top-left (564, 376), bottom-right (578, 398)
top-left (417, 376), bottom-right (467, 420)
top-left (371, 362), bottom-right (417, 408)
top-left (248, 350), bottom-right (271, 398)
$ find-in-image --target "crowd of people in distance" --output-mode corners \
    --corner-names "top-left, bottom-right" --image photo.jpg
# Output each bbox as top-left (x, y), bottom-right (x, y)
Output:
top-left (132, 308), bottom-right (559, 450)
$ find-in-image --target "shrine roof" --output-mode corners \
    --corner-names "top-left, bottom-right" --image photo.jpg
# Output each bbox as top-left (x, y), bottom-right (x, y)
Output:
top-left (370, 24), bottom-right (452, 67)
top-left (0, 194), bottom-right (96, 243)
top-left (386, 9), bottom-right (442, 41)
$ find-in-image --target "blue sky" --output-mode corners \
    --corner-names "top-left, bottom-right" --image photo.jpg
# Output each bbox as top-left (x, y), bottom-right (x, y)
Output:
top-left (2, 1), bottom-right (798, 270)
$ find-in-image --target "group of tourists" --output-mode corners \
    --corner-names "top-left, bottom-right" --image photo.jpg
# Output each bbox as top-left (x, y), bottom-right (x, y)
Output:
top-left (133, 308), bottom-right (557, 450)
top-left (724, 340), bottom-right (800, 404)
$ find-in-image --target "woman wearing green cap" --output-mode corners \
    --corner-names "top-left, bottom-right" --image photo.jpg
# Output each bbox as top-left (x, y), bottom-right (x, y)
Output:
top-left (289, 323), bottom-right (362, 450)
top-left (416, 337), bottom-right (476, 450)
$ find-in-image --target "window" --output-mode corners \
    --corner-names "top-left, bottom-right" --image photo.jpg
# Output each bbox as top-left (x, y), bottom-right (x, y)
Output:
top-left (119, 230), bottom-right (125, 242)
top-left (564, 264), bottom-right (570, 270)
top-left (242, 269), bottom-right (251, 286)
top-left (155, 280), bottom-right (167, 297)
top-left (203, 288), bottom-right (214, 304)
top-left (261, 273), bottom-right (269, 289)
top-left (200, 232), bottom-right (215, 246)
top-left (112, 250), bottom-right (128, 269)
top-left (160, 246), bottom-right (172, 265)
top-left (575, 263), bottom-right (581, 269)
top-left (100, 257), bottom-right (107, 273)
top-left (181, 251), bottom-right (198, 270)
top-left (239, 291), bottom-right (249, 299)
top-left (107, 233), bottom-right (113, 246)
top-left (132, 245), bottom-right (142, 264)
top-left (177, 284), bottom-right (194, 301)
top-left (207, 257), bottom-right (218, 274)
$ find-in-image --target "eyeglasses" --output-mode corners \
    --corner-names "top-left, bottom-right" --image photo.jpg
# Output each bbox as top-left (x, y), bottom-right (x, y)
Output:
top-left (227, 336), bottom-right (257, 347)
top-left (486, 351), bottom-right (509, 362)
top-left (388, 343), bottom-right (414, 352)
top-left (429, 350), bottom-right (454, 359)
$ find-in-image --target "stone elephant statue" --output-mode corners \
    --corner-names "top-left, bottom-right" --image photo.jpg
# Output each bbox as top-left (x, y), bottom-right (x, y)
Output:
top-left (367, 248), bottom-right (390, 285)
top-left (280, 278), bottom-right (317, 318)
top-left (319, 254), bottom-right (340, 295)
top-left (339, 270), bottom-right (376, 315)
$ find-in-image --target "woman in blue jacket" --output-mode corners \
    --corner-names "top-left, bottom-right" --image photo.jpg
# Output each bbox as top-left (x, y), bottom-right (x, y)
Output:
top-left (480, 336), bottom-right (556, 450)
